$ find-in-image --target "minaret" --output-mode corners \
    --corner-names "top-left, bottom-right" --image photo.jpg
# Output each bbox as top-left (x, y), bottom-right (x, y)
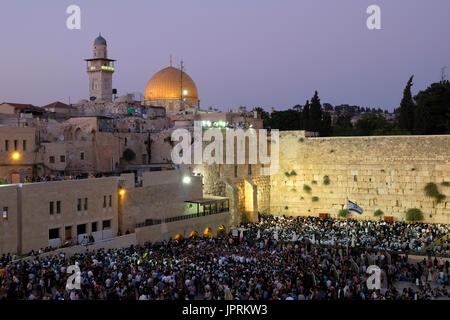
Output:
top-left (84, 33), bottom-right (116, 102)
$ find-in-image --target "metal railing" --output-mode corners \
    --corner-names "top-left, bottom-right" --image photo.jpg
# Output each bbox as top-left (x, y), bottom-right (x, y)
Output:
top-left (135, 208), bottom-right (229, 229)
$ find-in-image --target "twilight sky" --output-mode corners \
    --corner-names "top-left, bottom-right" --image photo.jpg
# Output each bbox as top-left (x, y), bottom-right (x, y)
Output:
top-left (0, 0), bottom-right (449, 111)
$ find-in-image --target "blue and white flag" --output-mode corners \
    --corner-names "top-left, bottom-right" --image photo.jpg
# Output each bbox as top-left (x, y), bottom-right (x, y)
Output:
top-left (348, 200), bottom-right (364, 214)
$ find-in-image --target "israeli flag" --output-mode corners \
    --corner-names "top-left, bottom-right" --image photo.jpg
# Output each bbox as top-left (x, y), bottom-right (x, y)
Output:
top-left (348, 200), bottom-right (364, 214)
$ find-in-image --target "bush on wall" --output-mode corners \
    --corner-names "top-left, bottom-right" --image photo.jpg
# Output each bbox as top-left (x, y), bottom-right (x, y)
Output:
top-left (303, 184), bottom-right (312, 193)
top-left (323, 175), bottom-right (330, 185)
top-left (338, 209), bottom-right (349, 218)
top-left (312, 196), bottom-right (319, 202)
top-left (374, 209), bottom-right (384, 217)
top-left (424, 182), bottom-right (446, 204)
top-left (285, 170), bottom-right (297, 177)
top-left (405, 208), bottom-right (424, 222)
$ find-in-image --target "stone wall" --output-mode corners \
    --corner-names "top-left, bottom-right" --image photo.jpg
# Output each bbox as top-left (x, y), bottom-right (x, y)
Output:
top-left (120, 170), bottom-right (203, 233)
top-left (270, 132), bottom-right (450, 223)
top-left (135, 211), bottom-right (230, 244)
top-left (0, 185), bottom-right (19, 254)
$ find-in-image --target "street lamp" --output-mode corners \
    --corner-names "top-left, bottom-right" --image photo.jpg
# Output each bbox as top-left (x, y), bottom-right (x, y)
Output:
top-left (119, 188), bottom-right (126, 196)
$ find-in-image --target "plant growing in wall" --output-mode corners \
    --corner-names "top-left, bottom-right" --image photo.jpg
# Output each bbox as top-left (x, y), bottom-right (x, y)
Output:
top-left (284, 170), bottom-right (297, 178)
top-left (311, 180), bottom-right (317, 184)
top-left (285, 206), bottom-right (289, 210)
top-left (424, 182), bottom-right (446, 204)
top-left (374, 209), bottom-right (384, 218)
top-left (323, 175), bottom-right (330, 185)
top-left (441, 181), bottom-right (450, 187)
top-left (312, 196), bottom-right (319, 202)
top-left (298, 137), bottom-right (304, 143)
top-left (405, 208), bottom-right (424, 222)
top-left (303, 184), bottom-right (312, 193)
top-left (338, 209), bottom-right (349, 218)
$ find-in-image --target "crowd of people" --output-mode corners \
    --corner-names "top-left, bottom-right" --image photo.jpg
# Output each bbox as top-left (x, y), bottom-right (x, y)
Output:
top-left (0, 215), bottom-right (448, 300)
top-left (23, 173), bottom-right (107, 184)
top-left (248, 215), bottom-right (450, 256)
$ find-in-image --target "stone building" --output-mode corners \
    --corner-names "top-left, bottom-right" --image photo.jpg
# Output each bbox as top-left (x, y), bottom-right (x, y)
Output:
top-left (0, 170), bottom-right (230, 255)
top-left (143, 58), bottom-right (200, 113)
top-left (85, 34), bottom-right (115, 103)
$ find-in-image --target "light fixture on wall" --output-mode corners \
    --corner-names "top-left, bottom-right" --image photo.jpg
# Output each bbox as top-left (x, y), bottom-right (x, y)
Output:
top-left (11, 152), bottom-right (20, 160)
top-left (119, 188), bottom-right (126, 196)
top-left (183, 176), bottom-right (191, 184)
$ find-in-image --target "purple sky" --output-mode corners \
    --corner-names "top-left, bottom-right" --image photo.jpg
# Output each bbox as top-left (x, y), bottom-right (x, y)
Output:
top-left (1, 0), bottom-right (449, 111)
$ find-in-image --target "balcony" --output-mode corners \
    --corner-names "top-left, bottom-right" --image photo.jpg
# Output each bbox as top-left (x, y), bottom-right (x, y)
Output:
top-left (135, 197), bottom-right (229, 228)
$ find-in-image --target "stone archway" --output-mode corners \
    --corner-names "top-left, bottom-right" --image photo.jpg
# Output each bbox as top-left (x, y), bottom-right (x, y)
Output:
top-left (244, 178), bottom-right (258, 223)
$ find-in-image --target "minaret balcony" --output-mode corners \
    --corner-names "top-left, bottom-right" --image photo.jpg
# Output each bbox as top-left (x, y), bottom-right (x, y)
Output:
top-left (87, 66), bottom-right (115, 72)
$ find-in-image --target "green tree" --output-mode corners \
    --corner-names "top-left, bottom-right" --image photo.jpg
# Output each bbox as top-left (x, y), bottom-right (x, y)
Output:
top-left (309, 91), bottom-right (322, 132)
top-left (302, 100), bottom-right (310, 130)
top-left (267, 109), bottom-right (302, 130)
top-left (331, 115), bottom-right (354, 136)
top-left (398, 75), bottom-right (415, 133)
top-left (413, 81), bottom-right (450, 134)
top-left (319, 111), bottom-right (332, 137)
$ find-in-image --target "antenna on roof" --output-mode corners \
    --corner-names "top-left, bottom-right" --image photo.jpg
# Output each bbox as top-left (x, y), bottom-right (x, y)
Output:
top-left (170, 55), bottom-right (173, 67)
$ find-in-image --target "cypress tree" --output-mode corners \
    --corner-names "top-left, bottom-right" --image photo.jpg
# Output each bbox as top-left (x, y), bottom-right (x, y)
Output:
top-left (309, 91), bottom-right (322, 132)
top-left (302, 100), bottom-right (310, 130)
top-left (398, 75), bottom-right (415, 133)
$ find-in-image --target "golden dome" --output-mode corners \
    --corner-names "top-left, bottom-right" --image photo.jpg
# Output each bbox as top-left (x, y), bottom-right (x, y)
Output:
top-left (144, 66), bottom-right (199, 102)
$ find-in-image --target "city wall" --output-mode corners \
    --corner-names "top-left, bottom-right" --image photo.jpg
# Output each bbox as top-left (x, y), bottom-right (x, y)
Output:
top-left (270, 132), bottom-right (450, 223)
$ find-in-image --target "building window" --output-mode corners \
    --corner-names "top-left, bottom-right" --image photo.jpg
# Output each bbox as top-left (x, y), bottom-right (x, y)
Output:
top-left (5, 140), bottom-right (9, 151)
top-left (2, 207), bottom-right (8, 220)
top-left (102, 219), bottom-right (111, 230)
top-left (248, 164), bottom-right (252, 176)
top-left (234, 165), bottom-right (238, 178)
top-left (124, 138), bottom-right (128, 146)
top-left (84, 198), bottom-right (88, 210)
top-left (56, 201), bottom-right (61, 214)
top-left (77, 224), bottom-right (87, 235)
top-left (92, 222), bottom-right (98, 232)
top-left (142, 154), bottom-right (147, 164)
top-left (49, 201), bottom-right (54, 215)
top-left (14, 140), bottom-right (18, 151)
top-left (60, 155), bottom-right (66, 163)
top-left (109, 195), bottom-right (112, 207)
top-left (77, 198), bottom-right (81, 211)
top-left (23, 140), bottom-right (27, 151)
top-left (103, 196), bottom-right (107, 208)
top-left (80, 152), bottom-right (85, 160)
top-left (49, 228), bottom-right (60, 240)
top-left (49, 156), bottom-right (55, 164)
